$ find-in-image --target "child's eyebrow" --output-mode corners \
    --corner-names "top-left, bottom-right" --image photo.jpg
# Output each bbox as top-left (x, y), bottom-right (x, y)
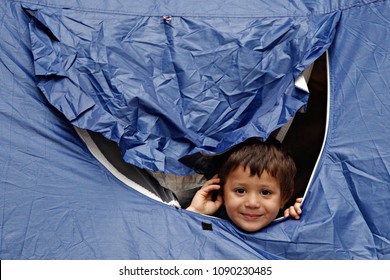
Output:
top-left (257, 183), bottom-right (279, 189)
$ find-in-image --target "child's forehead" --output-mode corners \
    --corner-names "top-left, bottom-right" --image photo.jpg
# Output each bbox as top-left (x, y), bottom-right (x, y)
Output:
top-left (228, 165), bottom-right (281, 187)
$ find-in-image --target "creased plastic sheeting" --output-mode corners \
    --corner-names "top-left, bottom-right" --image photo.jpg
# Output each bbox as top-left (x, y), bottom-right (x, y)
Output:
top-left (321, 1), bottom-right (390, 257)
top-left (23, 2), bottom-right (338, 174)
top-left (1, 0), bottom-right (390, 260)
top-left (0, 0), bottom-right (278, 260)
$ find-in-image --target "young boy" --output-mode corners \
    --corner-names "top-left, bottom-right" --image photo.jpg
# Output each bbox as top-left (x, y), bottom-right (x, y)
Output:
top-left (186, 139), bottom-right (302, 232)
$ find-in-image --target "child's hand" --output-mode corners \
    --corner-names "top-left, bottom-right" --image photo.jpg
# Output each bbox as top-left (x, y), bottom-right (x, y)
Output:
top-left (186, 177), bottom-right (223, 215)
top-left (284, 197), bottom-right (303, 219)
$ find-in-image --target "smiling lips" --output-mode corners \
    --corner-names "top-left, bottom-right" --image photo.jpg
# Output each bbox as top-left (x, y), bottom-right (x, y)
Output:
top-left (241, 213), bottom-right (263, 221)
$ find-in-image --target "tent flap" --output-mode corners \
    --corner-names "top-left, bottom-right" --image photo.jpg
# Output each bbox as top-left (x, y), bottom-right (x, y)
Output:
top-left (23, 2), bottom-right (338, 175)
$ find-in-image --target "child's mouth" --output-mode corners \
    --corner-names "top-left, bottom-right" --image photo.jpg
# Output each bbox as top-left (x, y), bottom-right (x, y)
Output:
top-left (241, 213), bottom-right (262, 221)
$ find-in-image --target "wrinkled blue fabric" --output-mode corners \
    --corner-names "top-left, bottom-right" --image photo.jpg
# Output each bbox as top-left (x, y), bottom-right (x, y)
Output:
top-left (1, 0), bottom-right (390, 260)
top-left (23, 1), bottom-right (339, 174)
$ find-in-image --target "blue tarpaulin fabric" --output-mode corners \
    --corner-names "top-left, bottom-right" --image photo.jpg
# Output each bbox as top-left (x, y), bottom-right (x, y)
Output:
top-left (23, 0), bottom-right (340, 175)
top-left (1, 0), bottom-right (390, 259)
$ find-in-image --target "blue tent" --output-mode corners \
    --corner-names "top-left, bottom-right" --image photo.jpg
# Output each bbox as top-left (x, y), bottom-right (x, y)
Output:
top-left (1, 0), bottom-right (389, 259)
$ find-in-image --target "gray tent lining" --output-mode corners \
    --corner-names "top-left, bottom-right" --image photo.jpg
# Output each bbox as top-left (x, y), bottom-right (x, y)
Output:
top-left (75, 127), bottom-right (181, 207)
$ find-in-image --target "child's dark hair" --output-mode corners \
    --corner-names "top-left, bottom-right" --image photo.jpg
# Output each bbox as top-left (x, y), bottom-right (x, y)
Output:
top-left (218, 138), bottom-right (296, 206)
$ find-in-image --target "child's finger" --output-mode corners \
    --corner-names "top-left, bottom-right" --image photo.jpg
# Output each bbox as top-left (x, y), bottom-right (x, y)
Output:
top-left (283, 208), bottom-right (290, 218)
top-left (206, 177), bottom-right (220, 185)
top-left (201, 178), bottom-right (220, 190)
top-left (294, 198), bottom-right (303, 214)
top-left (284, 206), bottom-right (300, 219)
top-left (214, 193), bottom-right (223, 207)
top-left (201, 184), bottom-right (221, 195)
top-left (294, 204), bottom-right (302, 215)
top-left (289, 209), bottom-right (299, 219)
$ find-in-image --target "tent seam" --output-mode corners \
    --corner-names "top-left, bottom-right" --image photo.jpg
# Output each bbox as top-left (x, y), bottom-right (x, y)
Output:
top-left (17, 0), bottom-right (387, 18)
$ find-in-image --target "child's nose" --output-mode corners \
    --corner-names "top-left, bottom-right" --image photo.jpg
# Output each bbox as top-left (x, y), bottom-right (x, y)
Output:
top-left (245, 194), bottom-right (260, 208)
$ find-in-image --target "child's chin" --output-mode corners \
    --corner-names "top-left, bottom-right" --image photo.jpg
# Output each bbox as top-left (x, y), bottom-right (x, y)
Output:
top-left (237, 222), bottom-right (265, 233)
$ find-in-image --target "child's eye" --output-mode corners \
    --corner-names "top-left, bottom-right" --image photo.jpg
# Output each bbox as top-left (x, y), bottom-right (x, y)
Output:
top-left (261, 190), bottom-right (272, 196)
top-left (235, 188), bottom-right (246, 194)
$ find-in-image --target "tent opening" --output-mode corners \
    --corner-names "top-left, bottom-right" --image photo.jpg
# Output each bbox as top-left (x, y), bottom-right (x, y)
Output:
top-left (275, 52), bottom-right (328, 209)
top-left (75, 52), bottom-right (328, 212)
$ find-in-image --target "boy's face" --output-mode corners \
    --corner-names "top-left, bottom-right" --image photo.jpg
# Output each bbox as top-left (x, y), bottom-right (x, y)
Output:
top-left (223, 165), bottom-right (283, 232)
